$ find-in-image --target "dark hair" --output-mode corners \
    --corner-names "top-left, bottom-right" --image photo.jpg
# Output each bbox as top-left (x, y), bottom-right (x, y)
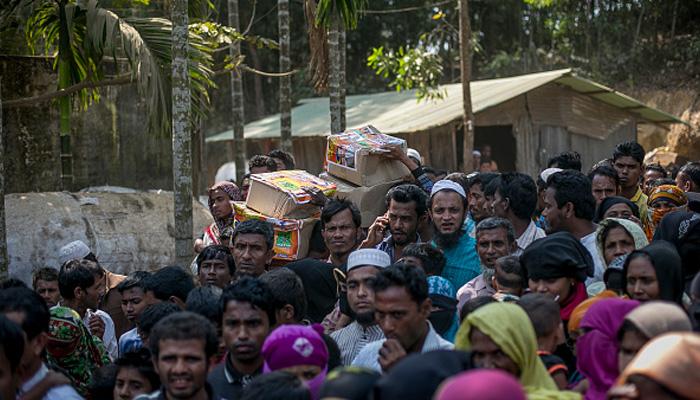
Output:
top-left (0, 315), bottom-right (25, 372)
top-left (308, 220), bottom-right (328, 255)
top-left (492, 173), bottom-right (538, 220)
top-left (588, 165), bottom-right (620, 187)
top-left (0, 278), bottom-right (27, 290)
top-left (613, 141), bottom-right (645, 164)
top-left (445, 173), bottom-right (470, 197)
top-left (321, 199), bottom-right (361, 229)
top-left (195, 245), bottom-right (236, 276)
top-left (548, 151), bottom-right (582, 171)
top-left (518, 293), bottom-right (562, 338)
top-left (137, 303), bottom-right (180, 339)
top-left (459, 296), bottom-right (496, 322)
top-left (467, 172), bottom-right (499, 191)
top-left (115, 348), bottom-right (161, 389)
top-left (680, 162), bottom-right (700, 188)
top-left (547, 170), bottom-right (596, 221)
top-left (116, 271), bottom-right (151, 294)
top-left (427, 188), bottom-right (468, 211)
top-left (385, 184), bottom-right (428, 216)
top-left (645, 163), bottom-right (667, 177)
top-left (233, 220), bottom-right (274, 251)
top-left (476, 217), bottom-right (516, 244)
top-left (32, 267), bottom-right (59, 288)
top-left (149, 311), bottom-right (218, 359)
top-left (241, 371), bottom-right (311, 400)
top-left (88, 363), bottom-right (118, 400)
top-left (401, 243), bottom-right (446, 276)
top-left (259, 268), bottom-right (307, 323)
top-left (373, 263), bottom-right (429, 305)
top-left (483, 176), bottom-right (499, 197)
top-left (616, 318), bottom-right (647, 343)
top-left (267, 149), bottom-right (296, 170)
top-left (0, 287), bottom-right (50, 339)
top-left (495, 255), bottom-right (525, 290)
top-left (186, 286), bottom-right (223, 326)
top-left (648, 178), bottom-right (676, 190)
top-left (58, 259), bottom-right (99, 299)
top-left (248, 155), bottom-right (278, 172)
top-left (141, 265), bottom-right (194, 303)
top-left (221, 277), bottom-right (277, 326)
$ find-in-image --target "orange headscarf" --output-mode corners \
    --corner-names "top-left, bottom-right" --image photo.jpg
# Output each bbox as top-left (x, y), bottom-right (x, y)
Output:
top-left (567, 290), bottom-right (618, 334)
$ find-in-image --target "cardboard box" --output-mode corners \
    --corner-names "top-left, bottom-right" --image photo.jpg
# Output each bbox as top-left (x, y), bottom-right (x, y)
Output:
top-left (234, 202), bottom-right (318, 262)
top-left (325, 125), bottom-right (411, 187)
top-left (246, 170), bottom-right (336, 219)
top-left (320, 173), bottom-right (406, 228)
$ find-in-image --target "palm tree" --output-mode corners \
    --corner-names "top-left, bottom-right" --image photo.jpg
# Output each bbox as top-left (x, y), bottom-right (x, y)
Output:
top-left (310, 0), bottom-right (367, 134)
top-left (228, 0), bottom-right (246, 183)
top-left (172, 0), bottom-right (194, 266)
top-left (279, 0), bottom-right (292, 151)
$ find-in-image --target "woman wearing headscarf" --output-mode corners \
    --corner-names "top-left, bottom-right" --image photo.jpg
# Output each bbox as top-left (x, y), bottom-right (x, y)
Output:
top-left (427, 276), bottom-right (459, 342)
top-left (622, 241), bottom-right (684, 306)
top-left (653, 210), bottom-right (700, 287)
top-left (593, 197), bottom-right (641, 225)
top-left (575, 298), bottom-right (638, 400)
top-left (262, 324), bottom-right (328, 400)
top-left (435, 369), bottom-right (527, 400)
top-left (595, 219), bottom-right (648, 267)
top-left (609, 333), bottom-right (700, 400)
top-left (644, 184), bottom-right (687, 241)
top-left (455, 302), bottom-right (581, 399)
top-left (46, 306), bottom-right (110, 397)
top-left (616, 301), bottom-right (692, 372)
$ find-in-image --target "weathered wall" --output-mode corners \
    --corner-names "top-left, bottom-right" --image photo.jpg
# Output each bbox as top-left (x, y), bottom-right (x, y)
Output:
top-left (6, 191), bottom-right (213, 284)
top-left (1, 56), bottom-right (174, 193)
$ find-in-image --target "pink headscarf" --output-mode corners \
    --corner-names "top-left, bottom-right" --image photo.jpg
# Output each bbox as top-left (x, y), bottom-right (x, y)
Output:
top-left (262, 324), bottom-right (328, 400)
top-left (576, 298), bottom-right (639, 400)
top-left (435, 370), bottom-right (526, 400)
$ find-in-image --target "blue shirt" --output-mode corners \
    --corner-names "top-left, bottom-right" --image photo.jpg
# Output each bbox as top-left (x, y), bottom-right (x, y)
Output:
top-left (433, 218), bottom-right (480, 290)
top-left (119, 327), bottom-right (142, 355)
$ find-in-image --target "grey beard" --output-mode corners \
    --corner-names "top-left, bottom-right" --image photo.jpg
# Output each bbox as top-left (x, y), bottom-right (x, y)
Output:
top-left (482, 265), bottom-right (495, 286)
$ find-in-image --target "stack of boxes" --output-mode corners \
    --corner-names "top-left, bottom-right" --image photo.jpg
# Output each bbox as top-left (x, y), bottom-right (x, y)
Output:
top-left (322, 125), bottom-right (412, 227)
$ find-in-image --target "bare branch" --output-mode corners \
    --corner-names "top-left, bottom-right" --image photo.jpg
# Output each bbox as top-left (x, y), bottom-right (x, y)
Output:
top-left (2, 75), bottom-right (132, 108)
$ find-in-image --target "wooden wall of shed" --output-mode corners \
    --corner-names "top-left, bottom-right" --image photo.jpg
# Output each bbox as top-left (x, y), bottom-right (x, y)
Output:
top-left (395, 124), bottom-right (459, 172)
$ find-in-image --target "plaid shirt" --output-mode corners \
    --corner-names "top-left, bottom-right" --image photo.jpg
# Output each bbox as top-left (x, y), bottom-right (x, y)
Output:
top-left (376, 233), bottom-right (422, 263)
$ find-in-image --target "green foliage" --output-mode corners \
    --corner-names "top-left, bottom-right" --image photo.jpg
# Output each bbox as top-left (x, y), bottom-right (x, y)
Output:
top-left (367, 45), bottom-right (445, 102)
top-left (315, 0), bottom-right (369, 29)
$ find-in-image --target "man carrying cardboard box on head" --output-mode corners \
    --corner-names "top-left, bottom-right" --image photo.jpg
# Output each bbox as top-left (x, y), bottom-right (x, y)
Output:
top-left (359, 184), bottom-right (428, 263)
top-left (428, 180), bottom-right (481, 291)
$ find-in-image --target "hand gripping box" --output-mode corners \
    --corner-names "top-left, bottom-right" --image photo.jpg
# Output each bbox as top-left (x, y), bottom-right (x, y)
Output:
top-left (246, 170), bottom-right (336, 219)
top-left (325, 125), bottom-right (411, 187)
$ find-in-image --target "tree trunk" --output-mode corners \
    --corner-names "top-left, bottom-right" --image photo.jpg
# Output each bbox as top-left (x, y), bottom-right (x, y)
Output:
top-left (58, 0), bottom-right (73, 189)
top-left (670, 0), bottom-right (679, 39)
top-left (339, 24), bottom-right (346, 131)
top-left (328, 15), bottom-right (344, 134)
top-left (229, 0), bottom-right (246, 182)
top-left (278, 0), bottom-right (292, 151)
top-left (248, 44), bottom-right (266, 119)
top-left (459, 0), bottom-right (474, 172)
top-left (0, 79), bottom-right (7, 279)
top-left (171, 0), bottom-right (194, 266)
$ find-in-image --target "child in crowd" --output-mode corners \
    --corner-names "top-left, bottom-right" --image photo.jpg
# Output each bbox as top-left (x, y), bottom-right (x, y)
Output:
top-left (491, 256), bottom-right (525, 302)
top-left (518, 293), bottom-right (569, 390)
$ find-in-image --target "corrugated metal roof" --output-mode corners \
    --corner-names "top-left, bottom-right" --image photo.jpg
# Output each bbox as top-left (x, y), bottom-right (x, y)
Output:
top-left (207, 68), bottom-right (686, 142)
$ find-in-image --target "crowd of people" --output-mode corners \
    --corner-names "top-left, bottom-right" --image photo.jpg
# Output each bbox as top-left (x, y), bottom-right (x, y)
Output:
top-left (2, 141), bottom-right (700, 400)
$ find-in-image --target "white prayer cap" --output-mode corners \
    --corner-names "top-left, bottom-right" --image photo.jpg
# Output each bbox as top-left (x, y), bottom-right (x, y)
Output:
top-left (407, 148), bottom-right (422, 162)
top-left (347, 249), bottom-right (391, 272)
top-left (430, 179), bottom-right (467, 199)
top-left (540, 168), bottom-right (563, 183)
top-left (472, 150), bottom-right (482, 157)
top-left (58, 240), bottom-right (92, 266)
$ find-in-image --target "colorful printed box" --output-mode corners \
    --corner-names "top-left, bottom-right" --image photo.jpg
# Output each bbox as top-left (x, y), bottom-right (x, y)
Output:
top-left (246, 170), bottom-right (336, 219)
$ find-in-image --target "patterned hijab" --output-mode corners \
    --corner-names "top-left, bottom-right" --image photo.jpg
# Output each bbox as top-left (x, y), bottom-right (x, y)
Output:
top-left (46, 307), bottom-right (110, 397)
top-left (646, 185), bottom-right (688, 240)
top-left (207, 181), bottom-right (242, 233)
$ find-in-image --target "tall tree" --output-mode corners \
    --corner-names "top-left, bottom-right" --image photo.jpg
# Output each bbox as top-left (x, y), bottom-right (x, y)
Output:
top-left (172, 0), bottom-right (193, 266)
top-left (229, 0), bottom-right (246, 182)
top-left (0, 79), bottom-right (6, 279)
top-left (459, 0), bottom-right (474, 172)
top-left (279, 0), bottom-right (292, 151)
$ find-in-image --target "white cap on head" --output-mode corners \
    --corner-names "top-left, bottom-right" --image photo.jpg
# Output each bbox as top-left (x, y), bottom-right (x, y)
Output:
top-left (472, 150), bottom-right (482, 157)
top-left (540, 168), bottom-right (563, 183)
top-left (430, 179), bottom-right (467, 199)
top-left (347, 249), bottom-right (391, 272)
top-left (407, 148), bottom-right (421, 162)
top-left (58, 240), bottom-right (92, 266)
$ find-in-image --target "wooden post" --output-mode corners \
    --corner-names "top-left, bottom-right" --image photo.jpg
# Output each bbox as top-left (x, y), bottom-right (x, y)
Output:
top-left (459, 0), bottom-right (474, 172)
top-left (0, 79), bottom-right (7, 279)
top-left (229, 0), bottom-right (246, 182)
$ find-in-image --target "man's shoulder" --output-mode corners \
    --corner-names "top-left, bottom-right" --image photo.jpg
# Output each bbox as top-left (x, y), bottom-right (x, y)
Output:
top-left (45, 385), bottom-right (83, 400)
top-left (352, 339), bottom-right (385, 361)
top-left (134, 390), bottom-right (163, 400)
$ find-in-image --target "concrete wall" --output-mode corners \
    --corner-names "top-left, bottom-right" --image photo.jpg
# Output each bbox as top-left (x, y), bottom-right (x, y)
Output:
top-left (6, 191), bottom-right (213, 284)
top-left (1, 56), bottom-right (174, 193)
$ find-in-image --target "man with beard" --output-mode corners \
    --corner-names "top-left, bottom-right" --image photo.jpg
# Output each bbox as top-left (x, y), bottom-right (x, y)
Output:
top-left (456, 218), bottom-right (517, 310)
top-left (331, 249), bottom-right (391, 365)
top-left (321, 199), bottom-right (363, 267)
top-left (429, 180), bottom-right (480, 290)
top-left (360, 184), bottom-right (428, 262)
top-left (208, 277), bottom-right (275, 399)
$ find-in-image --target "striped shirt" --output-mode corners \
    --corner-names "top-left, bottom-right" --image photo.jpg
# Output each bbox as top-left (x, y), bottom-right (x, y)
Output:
top-left (331, 321), bottom-right (385, 366)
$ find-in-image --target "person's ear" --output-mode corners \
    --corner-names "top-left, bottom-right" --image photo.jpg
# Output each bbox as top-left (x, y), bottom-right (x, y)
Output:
top-left (265, 248), bottom-right (275, 266)
top-left (279, 304), bottom-right (295, 324)
top-left (169, 296), bottom-right (187, 310)
top-left (33, 332), bottom-right (48, 357)
top-left (509, 241), bottom-right (518, 254)
top-left (420, 298), bottom-right (432, 318)
top-left (74, 286), bottom-right (84, 300)
top-left (563, 202), bottom-right (575, 219)
top-left (152, 355), bottom-right (160, 374)
top-left (419, 213), bottom-right (429, 226)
